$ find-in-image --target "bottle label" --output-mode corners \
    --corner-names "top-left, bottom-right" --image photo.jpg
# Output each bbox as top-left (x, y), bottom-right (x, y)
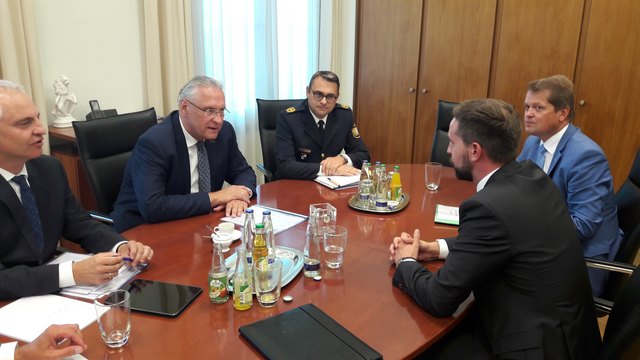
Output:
top-left (304, 261), bottom-right (320, 272)
top-left (208, 274), bottom-right (228, 302)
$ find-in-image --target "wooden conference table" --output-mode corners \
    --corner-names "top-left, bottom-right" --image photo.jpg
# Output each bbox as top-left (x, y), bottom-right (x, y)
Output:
top-left (5, 164), bottom-right (476, 359)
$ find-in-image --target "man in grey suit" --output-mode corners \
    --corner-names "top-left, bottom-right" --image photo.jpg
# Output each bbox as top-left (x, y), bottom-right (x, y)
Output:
top-left (0, 80), bottom-right (153, 300)
top-left (390, 99), bottom-right (600, 359)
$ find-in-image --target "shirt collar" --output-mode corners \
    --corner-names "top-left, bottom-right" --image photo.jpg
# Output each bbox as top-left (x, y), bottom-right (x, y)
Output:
top-left (178, 115), bottom-right (199, 147)
top-left (476, 167), bottom-right (500, 192)
top-left (0, 165), bottom-right (28, 182)
top-left (309, 110), bottom-right (328, 126)
top-left (539, 123), bottom-right (569, 156)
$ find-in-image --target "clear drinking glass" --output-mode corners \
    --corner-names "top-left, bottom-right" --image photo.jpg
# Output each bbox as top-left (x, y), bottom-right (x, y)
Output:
top-left (323, 225), bottom-right (348, 269)
top-left (425, 162), bottom-right (443, 191)
top-left (253, 258), bottom-right (283, 307)
top-left (309, 203), bottom-right (337, 235)
top-left (94, 289), bottom-right (131, 348)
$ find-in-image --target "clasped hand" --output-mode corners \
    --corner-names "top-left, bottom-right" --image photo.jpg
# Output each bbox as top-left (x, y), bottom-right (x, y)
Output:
top-left (389, 229), bottom-right (440, 265)
top-left (321, 156), bottom-right (359, 176)
top-left (209, 185), bottom-right (252, 217)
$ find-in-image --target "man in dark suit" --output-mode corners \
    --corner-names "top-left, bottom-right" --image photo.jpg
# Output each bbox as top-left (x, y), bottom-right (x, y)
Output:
top-left (274, 70), bottom-right (369, 180)
top-left (390, 99), bottom-right (601, 359)
top-left (112, 76), bottom-right (256, 232)
top-left (517, 75), bottom-right (621, 296)
top-left (0, 80), bottom-right (153, 300)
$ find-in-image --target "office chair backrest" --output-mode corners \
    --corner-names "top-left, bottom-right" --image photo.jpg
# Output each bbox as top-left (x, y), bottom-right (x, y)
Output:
top-left (72, 108), bottom-right (157, 213)
top-left (601, 265), bottom-right (640, 360)
top-left (615, 148), bottom-right (640, 258)
top-left (256, 98), bottom-right (304, 182)
top-left (430, 100), bottom-right (458, 166)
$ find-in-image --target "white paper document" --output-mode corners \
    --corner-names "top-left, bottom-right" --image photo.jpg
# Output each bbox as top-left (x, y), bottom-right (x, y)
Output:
top-left (221, 205), bottom-right (307, 234)
top-left (48, 252), bottom-right (141, 300)
top-left (0, 295), bottom-right (106, 342)
top-left (434, 204), bottom-right (460, 226)
top-left (314, 175), bottom-right (360, 190)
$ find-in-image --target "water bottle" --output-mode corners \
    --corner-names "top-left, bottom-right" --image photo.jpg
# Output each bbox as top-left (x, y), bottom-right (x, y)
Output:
top-left (262, 210), bottom-right (276, 258)
top-left (375, 164), bottom-right (388, 210)
top-left (232, 248), bottom-right (253, 310)
top-left (242, 208), bottom-right (255, 267)
top-left (208, 243), bottom-right (229, 304)
top-left (360, 160), bottom-right (371, 181)
top-left (303, 216), bottom-right (321, 277)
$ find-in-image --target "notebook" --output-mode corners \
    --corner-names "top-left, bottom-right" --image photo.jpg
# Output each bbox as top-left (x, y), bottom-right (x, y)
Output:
top-left (239, 303), bottom-right (382, 360)
top-left (121, 279), bottom-right (202, 317)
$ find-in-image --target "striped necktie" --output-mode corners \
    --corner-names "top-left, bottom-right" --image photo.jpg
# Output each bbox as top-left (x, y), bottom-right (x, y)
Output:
top-left (196, 141), bottom-right (211, 193)
top-left (12, 175), bottom-right (44, 253)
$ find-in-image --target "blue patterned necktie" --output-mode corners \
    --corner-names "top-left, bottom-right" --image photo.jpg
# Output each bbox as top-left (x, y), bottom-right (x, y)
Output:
top-left (535, 143), bottom-right (547, 172)
top-left (12, 175), bottom-right (44, 253)
top-left (196, 141), bottom-right (211, 193)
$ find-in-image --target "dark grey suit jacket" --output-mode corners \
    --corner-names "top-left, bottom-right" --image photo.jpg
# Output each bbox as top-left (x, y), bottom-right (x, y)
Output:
top-left (393, 161), bottom-right (601, 359)
top-left (0, 156), bottom-right (125, 300)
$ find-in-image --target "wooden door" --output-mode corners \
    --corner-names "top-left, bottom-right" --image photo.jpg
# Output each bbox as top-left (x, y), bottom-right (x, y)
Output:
top-left (412, 0), bottom-right (496, 163)
top-left (489, 0), bottom-right (585, 120)
top-left (573, 0), bottom-right (640, 190)
top-left (354, 0), bottom-right (424, 164)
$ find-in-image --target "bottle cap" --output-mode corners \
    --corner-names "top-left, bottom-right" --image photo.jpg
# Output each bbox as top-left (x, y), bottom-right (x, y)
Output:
top-left (256, 223), bottom-right (264, 228)
top-left (282, 295), bottom-right (293, 303)
top-left (263, 210), bottom-right (271, 215)
top-left (245, 208), bottom-right (254, 213)
top-left (313, 275), bottom-right (322, 281)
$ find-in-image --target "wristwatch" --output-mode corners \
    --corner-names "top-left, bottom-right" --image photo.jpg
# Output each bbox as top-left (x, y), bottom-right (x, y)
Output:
top-left (339, 154), bottom-right (349, 164)
top-left (397, 257), bottom-right (417, 265)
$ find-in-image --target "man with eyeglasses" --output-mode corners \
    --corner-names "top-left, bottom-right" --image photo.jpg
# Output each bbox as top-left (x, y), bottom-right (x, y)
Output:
top-left (111, 76), bottom-right (256, 232)
top-left (274, 70), bottom-right (370, 180)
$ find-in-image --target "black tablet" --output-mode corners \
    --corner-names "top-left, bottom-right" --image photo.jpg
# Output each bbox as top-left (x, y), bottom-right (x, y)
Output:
top-left (122, 279), bottom-right (202, 317)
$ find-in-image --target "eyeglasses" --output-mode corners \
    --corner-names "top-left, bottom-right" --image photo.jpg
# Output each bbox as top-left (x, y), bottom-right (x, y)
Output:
top-left (311, 91), bottom-right (338, 103)
top-left (185, 98), bottom-right (229, 119)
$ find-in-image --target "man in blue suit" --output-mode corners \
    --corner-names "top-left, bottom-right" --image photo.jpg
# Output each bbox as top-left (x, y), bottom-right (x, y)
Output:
top-left (112, 76), bottom-right (256, 232)
top-left (517, 75), bottom-right (622, 296)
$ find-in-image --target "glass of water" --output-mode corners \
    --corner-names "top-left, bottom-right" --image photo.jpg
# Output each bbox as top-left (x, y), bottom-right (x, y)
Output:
top-left (323, 225), bottom-right (347, 269)
top-left (425, 162), bottom-right (443, 191)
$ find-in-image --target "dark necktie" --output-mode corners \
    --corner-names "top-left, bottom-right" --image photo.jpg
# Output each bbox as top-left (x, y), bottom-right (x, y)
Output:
top-left (196, 141), bottom-right (211, 193)
top-left (534, 143), bottom-right (547, 172)
top-left (12, 175), bottom-right (44, 253)
top-left (318, 120), bottom-right (325, 140)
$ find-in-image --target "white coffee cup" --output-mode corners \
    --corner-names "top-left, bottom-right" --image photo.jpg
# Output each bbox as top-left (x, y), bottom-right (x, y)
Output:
top-left (213, 222), bottom-right (235, 238)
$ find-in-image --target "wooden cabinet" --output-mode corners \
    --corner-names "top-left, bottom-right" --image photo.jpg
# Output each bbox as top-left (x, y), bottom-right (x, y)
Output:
top-left (355, 0), bottom-right (640, 189)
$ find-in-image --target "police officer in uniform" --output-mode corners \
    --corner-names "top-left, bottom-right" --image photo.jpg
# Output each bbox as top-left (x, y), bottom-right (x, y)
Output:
top-left (275, 71), bottom-right (370, 180)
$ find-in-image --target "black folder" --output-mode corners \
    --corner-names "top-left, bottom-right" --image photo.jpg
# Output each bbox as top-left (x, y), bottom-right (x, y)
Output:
top-left (239, 303), bottom-right (383, 360)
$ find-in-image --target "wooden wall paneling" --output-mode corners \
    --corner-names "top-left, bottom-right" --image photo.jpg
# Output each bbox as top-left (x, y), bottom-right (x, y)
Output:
top-left (489, 0), bottom-right (585, 119)
top-left (354, 0), bottom-right (424, 164)
top-left (573, 0), bottom-right (640, 190)
top-left (412, 0), bottom-right (497, 163)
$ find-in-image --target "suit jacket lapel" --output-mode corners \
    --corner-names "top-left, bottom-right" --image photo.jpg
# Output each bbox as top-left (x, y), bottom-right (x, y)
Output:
top-left (0, 171), bottom-right (42, 257)
top-left (548, 123), bottom-right (578, 176)
top-left (170, 114), bottom-right (193, 194)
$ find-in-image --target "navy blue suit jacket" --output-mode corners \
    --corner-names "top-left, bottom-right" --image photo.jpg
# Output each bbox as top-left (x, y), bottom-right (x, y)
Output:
top-left (0, 156), bottom-right (124, 300)
top-left (111, 111), bottom-right (256, 232)
top-left (394, 161), bottom-right (601, 359)
top-left (518, 123), bottom-right (622, 259)
top-left (274, 100), bottom-right (369, 180)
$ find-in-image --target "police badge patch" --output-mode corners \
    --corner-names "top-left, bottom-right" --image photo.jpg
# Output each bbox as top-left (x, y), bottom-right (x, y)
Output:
top-left (351, 125), bottom-right (360, 138)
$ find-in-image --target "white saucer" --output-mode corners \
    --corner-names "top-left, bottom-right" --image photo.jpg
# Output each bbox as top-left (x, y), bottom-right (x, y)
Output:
top-left (211, 229), bottom-right (242, 242)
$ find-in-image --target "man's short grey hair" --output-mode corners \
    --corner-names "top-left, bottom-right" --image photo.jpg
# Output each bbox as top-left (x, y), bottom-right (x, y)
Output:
top-left (177, 75), bottom-right (224, 105)
top-left (0, 80), bottom-right (26, 120)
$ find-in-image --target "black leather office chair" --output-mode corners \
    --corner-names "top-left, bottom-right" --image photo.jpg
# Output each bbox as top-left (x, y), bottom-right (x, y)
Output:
top-left (592, 148), bottom-right (640, 302)
top-left (585, 259), bottom-right (640, 360)
top-left (72, 108), bottom-right (157, 221)
top-left (256, 98), bottom-right (304, 182)
top-left (430, 100), bottom-right (458, 166)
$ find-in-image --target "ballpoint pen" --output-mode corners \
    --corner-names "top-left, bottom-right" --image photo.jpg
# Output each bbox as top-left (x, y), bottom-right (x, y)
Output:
top-left (326, 177), bottom-right (341, 187)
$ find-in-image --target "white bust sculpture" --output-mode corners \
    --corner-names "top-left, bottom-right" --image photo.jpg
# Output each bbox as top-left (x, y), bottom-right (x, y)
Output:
top-left (51, 75), bottom-right (78, 127)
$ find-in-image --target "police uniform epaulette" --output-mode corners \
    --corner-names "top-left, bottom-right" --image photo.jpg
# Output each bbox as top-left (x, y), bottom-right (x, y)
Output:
top-left (284, 105), bottom-right (305, 114)
top-left (336, 103), bottom-right (352, 111)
